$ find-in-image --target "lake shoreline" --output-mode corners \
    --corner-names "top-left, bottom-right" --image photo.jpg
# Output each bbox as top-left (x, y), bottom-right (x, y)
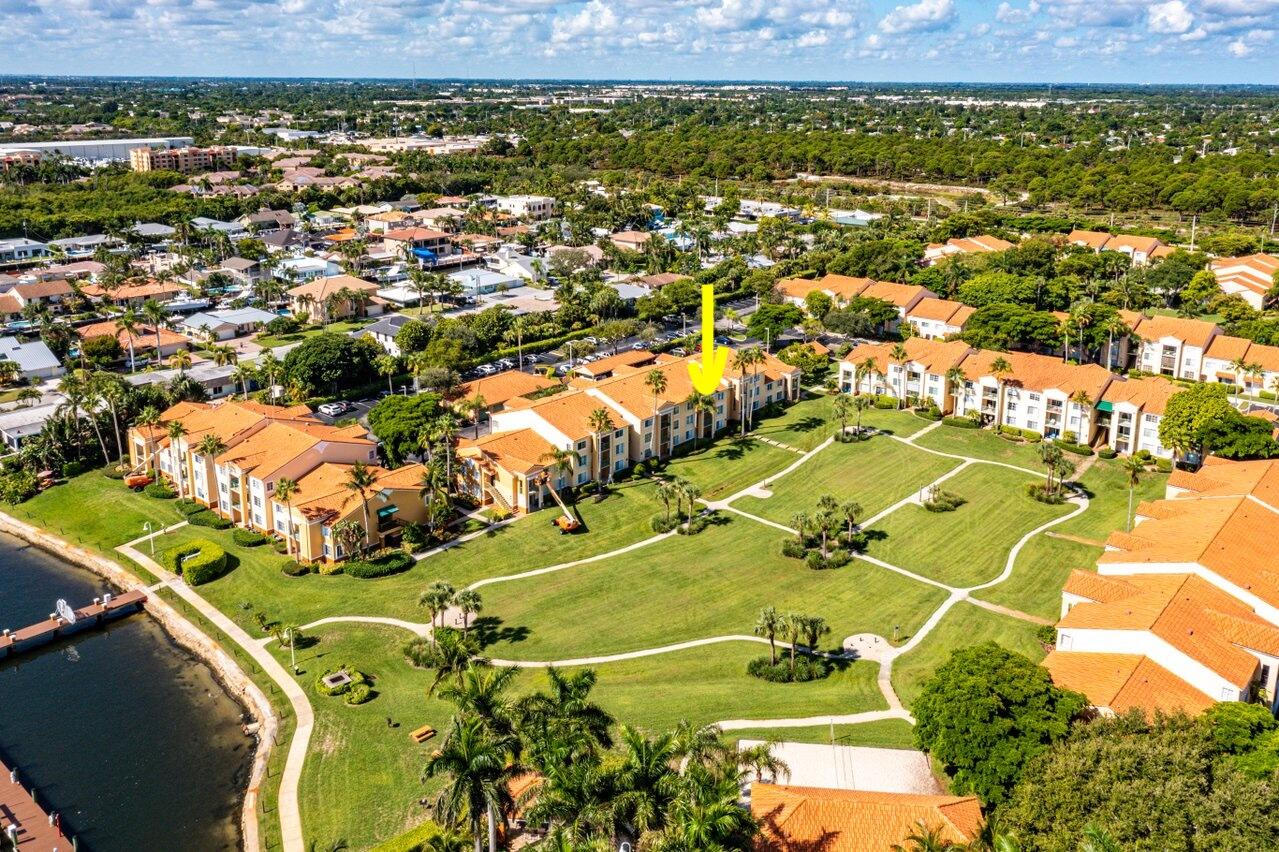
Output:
top-left (0, 509), bottom-right (277, 852)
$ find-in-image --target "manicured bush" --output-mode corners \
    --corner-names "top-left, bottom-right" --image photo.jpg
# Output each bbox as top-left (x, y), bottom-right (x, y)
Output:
top-left (144, 481), bottom-right (176, 499)
top-left (314, 665), bottom-right (370, 698)
top-left (872, 395), bottom-right (898, 409)
top-left (1156, 458), bottom-right (1173, 473)
top-left (1135, 449), bottom-right (1153, 462)
top-left (943, 416), bottom-right (979, 429)
top-left (1026, 482), bottom-right (1067, 504)
top-left (272, 538), bottom-right (289, 554)
top-left (188, 509), bottom-right (234, 530)
top-left (345, 682), bottom-right (373, 705)
top-left (162, 539), bottom-right (230, 585)
top-left (1054, 440), bottom-right (1094, 457)
top-left (651, 514), bottom-right (679, 533)
top-left (633, 461), bottom-right (649, 477)
top-left (61, 461), bottom-right (84, 478)
top-left (281, 560), bottom-right (310, 577)
top-left (343, 550), bottom-right (414, 579)
top-left (102, 466), bottom-right (125, 480)
top-left (780, 538), bottom-right (806, 559)
top-left (923, 489), bottom-right (967, 512)
top-left (747, 655), bottom-right (831, 683)
top-left (1097, 447), bottom-right (1118, 459)
top-left (175, 498), bottom-right (205, 516)
top-left (914, 405), bottom-right (943, 421)
top-left (232, 529), bottom-right (269, 547)
top-left (676, 514), bottom-right (710, 535)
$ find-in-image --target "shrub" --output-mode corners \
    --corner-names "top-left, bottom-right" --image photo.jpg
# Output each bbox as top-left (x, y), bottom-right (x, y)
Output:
top-left (826, 548), bottom-right (852, 568)
top-left (914, 405), bottom-right (943, 421)
top-left (675, 514), bottom-right (710, 535)
top-left (264, 315), bottom-right (301, 335)
top-left (747, 655), bottom-right (831, 683)
top-left (1098, 447), bottom-right (1118, 459)
top-left (314, 664), bottom-right (369, 697)
top-left (923, 489), bottom-right (967, 512)
top-left (345, 682), bottom-right (373, 705)
top-left (144, 481), bottom-right (176, 499)
top-left (780, 538), bottom-right (806, 559)
top-left (651, 514), bottom-right (679, 533)
top-left (188, 509), bottom-right (234, 530)
top-left (1026, 482), bottom-right (1066, 504)
top-left (61, 461), bottom-right (84, 478)
top-left (1054, 440), bottom-right (1094, 457)
top-left (273, 538), bottom-right (289, 554)
top-left (1135, 449), bottom-right (1153, 462)
top-left (1156, 457), bottom-right (1173, 473)
top-left (102, 466), bottom-right (125, 480)
top-left (633, 461), bottom-right (649, 477)
top-left (162, 539), bottom-right (230, 585)
top-left (281, 560), bottom-right (310, 577)
top-left (872, 395), bottom-right (898, 409)
top-left (0, 469), bottom-right (40, 505)
top-left (232, 529), bottom-right (268, 547)
top-left (943, 416), bottom-right (979, 429)
top-left (343, 550), bottom-right (414, 579)
top-left (175, 498), bottom-right (205, 516)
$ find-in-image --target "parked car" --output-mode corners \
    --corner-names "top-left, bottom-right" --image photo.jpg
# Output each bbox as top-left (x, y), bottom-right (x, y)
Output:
top-left (631, 341), bottom-right (648, 350)
top-left (521, 355), bottom-right (538, 366)
top-left (584, 336), bottom-right (600, 345)
top-left (475, 364), bottom-right (498, 376)
top-left (318, 402), bottom-right (349, 417)
top-left (497, 358), bottom-right (515, 369)
top-left (671, 347), bottom-right (688, 356)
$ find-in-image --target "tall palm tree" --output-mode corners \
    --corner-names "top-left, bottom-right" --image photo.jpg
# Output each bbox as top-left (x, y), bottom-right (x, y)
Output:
top-left (989, 356), bottom-right (1013, 429)
top-left (418, 581), bottom-right (458, 632)
top-left (539, 447), bottom-right (579, 506)
top-left (754, 606), bottom-right (782, 665)
top-left (141, 298), bottom-right (168, 362)
top-left (677, 479), bottom-right (701, 531)
top-left (587, 407), bottom-right (616, 484)
top-left (424, 715), bottom-right (523, 852)
top-left (166, 421), bottom-right (188, 498)
top-left (169, 349), bottom-right (193, 375)
top-left (790, 511), bottom-right (809, 544)
top-left (437, 664), bottom-right (518, 739)
top-left (644, 368), bottom-right (668, 457)
top-left (944, 366), bottom-right (967, 415)
top-left (343, 461), bottom-right (378, 554)
top-left (890, 342), bottom-right (909, 408)
top-left (464, 395), bottom-right (487, 439)
top-left (655, 480), bottom-right (677, 524)
top-left (375, 355), bottom-right (399, 395)
top-left (841, 501), bottom-right (863, 542)
top-left (276, 477), bottom-right (298, 556)
top-left (1121, 456), bottom-right (1144, 533)
top-left (832, 393), bottom-right (852, 436)
top-left (115, 307), bottom-right (141, 372)
top-left (455, 588), bottom-right (483, 631)
top-left (232, 363), bottom-right (255, 397)
top-left (135, 405), bottom-right (162, 474)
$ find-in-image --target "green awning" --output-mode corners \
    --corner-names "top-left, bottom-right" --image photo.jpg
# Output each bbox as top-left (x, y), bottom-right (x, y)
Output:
top-left (376, 505), bottom-right (399, 519)
top-left (1096, 401), bottom-right (1113, 412)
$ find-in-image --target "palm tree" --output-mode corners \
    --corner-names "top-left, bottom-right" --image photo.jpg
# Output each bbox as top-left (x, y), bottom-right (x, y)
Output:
top-left (644, 368), bottom-right (668, 457)
top-left (840, 500), bottom-right (862, 542)
top-left (944, 366), bottom-right (967, 415)
top-left (781, 612), bottom-right (804, 676)
top-left (115, 307), bottom-right (141, 372)
top-left (418, 581), bottom-right (458, 632)
top-left (166, 421), bottom-right (188, 498)
top-left (655, 480), bottom-right (677, 524)
top-left (677, 479), bottom-right (702, 531)
top-left (343, 461), bottom-right (378, 555)
top-left (989, 356), bottom-right (1013, 428)
top-left (276, 477), bottom-right (298, 556)
top-left (232, 363), bottom-right (255, 397)
top-left (135, 405), bottom-right (162, 474)
top-left (890, 342), bottom-right (909, 408)
top-left (587, 407), bottom-right (616, 484)
top-left (852, 394), bottom-right (872, 435)
top-left (455, 588), bottom-right (483, 631)
top-left (424, 714), bottom-right (524, 852)
top-left (832, 393), bottom-right (852, 436)
top-left (854, 357), bottom-right (877, 396)
top-left (754, 606), bottom-right (782, 665)
top-left (375, 355), bottom-right (399, 395)
top-left (464, 395), bottom-right (487, 439)
top-left (517, 667), bottom-right (615, 765)
top-left (210, 345), bottom-right (236, 366)
top-left (169, 349), bottom-right (193, 375)
top-left (539, 447), bottom-right (579, 507)
top-left (141, 299), bottom-right (168, 363)
top-left (790, 511), bottom-right (809, 544)
top-left (1121, 455), bottom-right (1144, 533)
top-left (437, 664), bottom-right (519, 739)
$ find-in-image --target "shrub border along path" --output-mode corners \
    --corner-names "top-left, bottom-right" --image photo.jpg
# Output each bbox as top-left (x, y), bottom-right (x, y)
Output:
top-left (117, 415), bottom-right (1093, 852)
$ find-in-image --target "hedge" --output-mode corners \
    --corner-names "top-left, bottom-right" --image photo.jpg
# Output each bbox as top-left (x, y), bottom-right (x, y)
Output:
top-left (942, 416), bottom-right (979, 429)
top-left (144, 481), bottom-right (176, 499)
top-left (747, 655), bottom-right (830, 683)
top-left (162, 539), bottom-right (230, 585)
top-left (343, 550), bottom-right (414, 579)
top-left (281, 560), bottom-right (310, 577)
top-left (175, 498), bottom-right (206, 516)
top-left (1055, 440), bottom-right (1094, 457)
top-left (1156, 458), bottom-right (1173, 473)
top-left (1097, 447), bottom-right (1118, 459)
top-left (232, 529), bottom-right (269, 547)
top-left (189, 509), bottom-right (234, 530)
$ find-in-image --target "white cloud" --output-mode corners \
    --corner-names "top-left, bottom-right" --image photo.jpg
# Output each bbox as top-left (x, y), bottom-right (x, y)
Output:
top-left (878, 0), bottom-right (955, 33)
top-left (1227, 37), bottom-right (1251, 55)
top-left (1148, 0), bottom-right (1193, 33)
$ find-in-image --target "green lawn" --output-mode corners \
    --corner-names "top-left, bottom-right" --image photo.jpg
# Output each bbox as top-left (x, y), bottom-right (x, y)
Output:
top-left (972, 535), bottom-right (1100, 621)
top-left (167, 479), bottom-right (662, 635)
top-left (478, 516), bottom-right (949, 660)
top-left (1057, 457), bottom-right (1168, 543)
top-left (265, 623), bottom-right (450, 852)
top-left (911, 423), bottom-right (1049, 470)
top-left (733, 433), bottom-right (960, 525)
top-left (528, 642), bottom-right (885, 733)
top-left (253, 319), bottom-right (369, 350)
top-left (891, 602), bottom-right (1047, 709)
top-left (865, 464), bottom-right (1072, 588)
top-left (661, 437), bottom-right (796, 501)
top-left (753, 395), bottom-right (935, 451)
top-left (725, 719), bottom-right (918, 750)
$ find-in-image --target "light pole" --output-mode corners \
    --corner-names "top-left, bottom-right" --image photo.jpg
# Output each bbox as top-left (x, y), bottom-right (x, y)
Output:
top-left (142, 521), bottom-right (155, 556)
top-left (286, 627), bottom-right (297, 674)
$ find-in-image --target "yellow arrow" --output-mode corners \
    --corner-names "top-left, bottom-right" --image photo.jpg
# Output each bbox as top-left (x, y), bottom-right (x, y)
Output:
top-left (687, 284), bottom-right (728, 394)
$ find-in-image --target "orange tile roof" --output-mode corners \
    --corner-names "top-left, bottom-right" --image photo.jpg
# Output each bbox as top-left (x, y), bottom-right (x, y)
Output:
top-left (1106, 234), bottom-right (1163, 254)
top-left (961, 349), bottom-right (1114, 399)
top-left (458, 427), bottom-right (555, 476)
top-left (1210, 254), bottom-right (1279, 297)
top-left (1068, 229), bottom-right (1113, 250)
top-left (78, 320), bottom-right (188, 352)
top-left (1060, 569), bottom-right (1276, 687)
top-left (858, 280), bottom-right (932, 309)
top-left (1130, 314), bottom-right (1220, 348)
top-left (287, 274), bottom-right (379, 301)
top-left (79, 279), bottom-right (186, 301)
top-left (0, 294), bottom-right (19, 315)
top-left (216, 420), bottom-right (373, 479)
top-left (777, 274), bottom-right (875, 302)
top-left (1204, 335), bottom-right (1279, 373)
top-left (1101, 375), bottom-right (1181, 415)
top-left (520, 388), bottom-right (616, 440)
top-left (382, 227), bottom-right (450, 242)
top-left (286, 462), bottom-right (425, 523)
top-left (457, 371), bottom-right (559, 408)
top-left (948, 234), bottom-right (1013, 253)
top-left (752, 785), bottom-right (982, 852)
top-left (1168, 457), bottom-right (1279, 509)
top-left (844, 337), bottom-right (972, 375)
top-left (907, 297), bottom-right (975, 325)
top-left (1043, 651), bottom-right (1216, 715)
top-left (575, 349), bottom-right (659, 378)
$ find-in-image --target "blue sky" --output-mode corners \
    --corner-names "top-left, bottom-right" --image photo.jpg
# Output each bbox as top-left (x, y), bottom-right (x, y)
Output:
top-left (1, 0), bottom-right (1277, 84)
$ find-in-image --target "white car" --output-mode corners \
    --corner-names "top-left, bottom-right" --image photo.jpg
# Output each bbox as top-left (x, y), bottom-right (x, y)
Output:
top-left (475, 364), bottom-right (498, 376)
top-left (318, 402), bottom-right (349, 417)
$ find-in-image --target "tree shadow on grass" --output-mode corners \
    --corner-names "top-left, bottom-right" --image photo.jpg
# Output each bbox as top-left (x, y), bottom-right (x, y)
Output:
top-left (472, 615), bottom-right (530, 650)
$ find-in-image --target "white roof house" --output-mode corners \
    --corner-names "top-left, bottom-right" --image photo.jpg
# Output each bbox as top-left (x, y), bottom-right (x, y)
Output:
top-left (179, 307), bottom-right (278, 341)
top-left (0, 336), bottom-right (63, 380)
top-left (447, 268), bottom-right (522, 297)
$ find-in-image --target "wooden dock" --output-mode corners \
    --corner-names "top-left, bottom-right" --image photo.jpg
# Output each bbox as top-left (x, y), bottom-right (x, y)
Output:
top-left (0, 589), bottom-right (146, 660)
top-left (1, 757), bottom-right (73, 850)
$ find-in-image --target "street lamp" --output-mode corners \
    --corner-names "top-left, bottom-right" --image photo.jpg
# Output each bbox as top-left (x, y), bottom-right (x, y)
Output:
top-left (142, 521), bottom-right (155, 556)
top-left (285, 627), bottom-right (297, 674)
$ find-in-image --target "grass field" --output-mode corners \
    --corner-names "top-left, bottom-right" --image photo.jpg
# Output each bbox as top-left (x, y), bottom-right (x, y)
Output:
top-left (478, 516), bottom-right (949, 659)
top-left (252, 319), bottom-right (369, 350)
top-left (526, 642), bottom-right (885, 733)
top-left (725, 719), bottom-right (918, 750)
top-left (972, 535), bottom-right (1100, 620)
top-left (891, 602), bottom-right (1047, 708)
top-left (911, 423), bottom-right (1049, 469)
top-left (734, 433), bottom-right (960, 525)
top-left (752, 395), bottom-right (934, 451)
top-left (865, 464), bottom-right (1073, 588)
top-left (168, 479), bottom-right (663, 635)
top-left (660, 436), bottom-right (797, 501)
top-left (1057, 457), bottom-right (1168, 542)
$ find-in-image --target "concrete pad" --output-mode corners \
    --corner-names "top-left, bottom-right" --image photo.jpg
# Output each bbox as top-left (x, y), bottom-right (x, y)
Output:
top-left (739, 739), bottom-right (942, 794)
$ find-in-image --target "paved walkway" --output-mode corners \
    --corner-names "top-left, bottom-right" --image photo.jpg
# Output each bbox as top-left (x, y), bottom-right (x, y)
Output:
top-left (117, 534), bottom-right (311, 852)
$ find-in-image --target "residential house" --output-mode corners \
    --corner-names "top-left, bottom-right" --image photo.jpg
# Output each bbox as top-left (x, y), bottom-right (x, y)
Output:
top-left (1211, 254), bottom-right (1279, 310)
top-left (922, 234), bottom-right (1013, 265)
top-left (0, 238), bottom-right (50, 266)
top-left (287, 274), bottom-right (383, 324)
top-left (545, 244), bottom-right (605, 270)
top-left (11, 278), bottom-right (73, 313)
top-left (485, 247), bottom-right (545, 282)
top-left (363, 210), bottom-right (414, 233)
top-left (124, 361), bottom-right (242, 400)
top-left (904, 298), bottom-right (976, 340)
top-left (78, 319), bottom-right (188, 366)
top-left (1098, 375), bottom-right (1179, 459)
top-left (1130, 315), bottom-right (1221, 380)
top-left (1067, 230), bottom-right (1166, 266)
top-left (609, 231), bottom-right (652, 253)
top-left (752, 785), bottom-right (982, 852)
top-left (381, 227), bottom-right (454, 262)
top-left (412, 208), bottom-right (464, 232)
top-left (190, 217), bottom-right (249, 240)
top-left (179, 307), bottom-right (277, 341)
top-left (270, 462), bottom-right (429, 563)
top-left (0, 293), bottom-right (20, 322)
top-left (493, 194), bottom-right (556, 220)
top-left (0, 336), bottom-right (63, 380)
top-left (1199, 334), bottom-right (1279, 395)
top-left (79, 278), bottom-right (187, 308)
top-left (777, 274), bottom-right (936, 327)
top-left (237, 209), bottom-right (296, 234)
top-left (219, 257), bottom-right (262, 287)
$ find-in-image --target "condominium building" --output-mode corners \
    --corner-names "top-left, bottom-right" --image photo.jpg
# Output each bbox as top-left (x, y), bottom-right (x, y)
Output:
top-left (921, 234), bottom-right (1013, 266)
top-left (1210, 254), bottom-right (1279, 310)
top-left (129, 145), bottom-right (237, 174)
top-left (777, 274), bottom-right (936, 327)
top-left (903, 298), bottom-right (975, 339)
top-left (1097, 375), bottom-right (1179, 459)
top-left (1129, 315), bottom-right (1221, 380)
top-left (1199, 334), bottom-right (1279, 394)
top-left (840, 337), bottom-right (972, 412)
